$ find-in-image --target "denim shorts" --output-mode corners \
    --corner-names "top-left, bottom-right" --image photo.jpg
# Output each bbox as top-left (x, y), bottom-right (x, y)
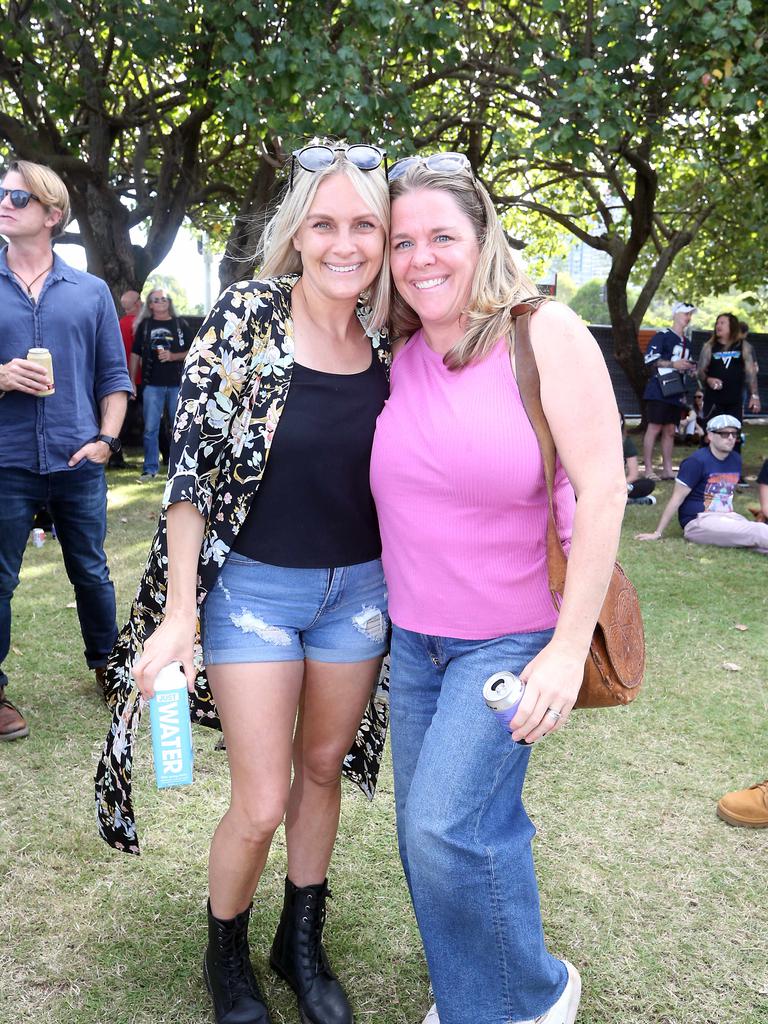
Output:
top-left (201, 554), bottom-right (389, 665)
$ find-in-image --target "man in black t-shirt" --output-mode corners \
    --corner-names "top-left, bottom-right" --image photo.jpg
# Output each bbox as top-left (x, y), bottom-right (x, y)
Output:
top-left (129, 289), bottom-right (193, 481)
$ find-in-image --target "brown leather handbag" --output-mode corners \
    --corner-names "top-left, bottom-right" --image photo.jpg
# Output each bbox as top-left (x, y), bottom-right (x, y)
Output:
top-left (510, 301), bottom-right (645, 709)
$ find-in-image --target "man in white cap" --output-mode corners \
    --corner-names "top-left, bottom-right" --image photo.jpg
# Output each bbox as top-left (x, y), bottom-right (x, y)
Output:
top-left (642, 301), bottom-right (698, 480)
top-left (636, 415), bottom-right (768, 553)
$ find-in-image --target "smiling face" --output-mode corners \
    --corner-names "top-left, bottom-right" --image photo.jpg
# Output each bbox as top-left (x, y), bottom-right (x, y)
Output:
top-left (0, 169), bottom-right (62, 242)
top-left (390, 187), bottom-right (481, 342)
top-left (291, 172), bottom-right (386, 305)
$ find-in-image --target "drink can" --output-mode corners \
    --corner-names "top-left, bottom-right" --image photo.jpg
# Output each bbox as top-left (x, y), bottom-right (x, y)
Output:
top-left (31, 527), bottom-right (45, 547)
top-left (148, 661), bottom-right (194, 788)
top-left (483, 671), bottom-right (525, 730)
top-left (27, 347), bottom-right (55, 396)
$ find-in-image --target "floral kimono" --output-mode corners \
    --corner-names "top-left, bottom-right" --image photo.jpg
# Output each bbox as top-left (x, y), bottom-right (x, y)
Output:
top-left (95, 275), bottom-right (391, 854)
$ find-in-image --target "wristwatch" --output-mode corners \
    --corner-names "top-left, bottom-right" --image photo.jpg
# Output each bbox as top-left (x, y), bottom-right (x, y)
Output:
top-left (96, 434), bottom-right (122, 454)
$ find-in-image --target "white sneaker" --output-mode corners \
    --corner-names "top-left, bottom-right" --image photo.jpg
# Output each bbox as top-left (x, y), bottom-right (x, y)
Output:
top-left (421, 961), bottom-right (580, 1024)
top-left (534, 961), bottom-right (582, 1024)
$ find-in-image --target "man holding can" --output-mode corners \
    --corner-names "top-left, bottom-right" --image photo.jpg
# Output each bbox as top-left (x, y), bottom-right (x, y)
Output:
top-left (0, 159), bottom-right (131, 739)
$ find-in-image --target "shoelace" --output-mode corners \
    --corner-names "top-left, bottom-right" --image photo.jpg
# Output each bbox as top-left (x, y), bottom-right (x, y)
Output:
top-left (218, 927), bottom-right (255, 1000)
top-left (298, 891), bottom-right (330, 973)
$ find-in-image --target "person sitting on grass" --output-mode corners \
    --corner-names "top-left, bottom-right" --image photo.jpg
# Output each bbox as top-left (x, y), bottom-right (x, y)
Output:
top-left (635, 415), bottom-right (768, 555)
top-left (747, 459), bottom-right (768, 523)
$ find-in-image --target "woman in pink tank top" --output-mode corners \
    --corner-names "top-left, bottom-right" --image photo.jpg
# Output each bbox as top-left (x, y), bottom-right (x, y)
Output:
top-left (370, 155), bottom-right (626, 1024)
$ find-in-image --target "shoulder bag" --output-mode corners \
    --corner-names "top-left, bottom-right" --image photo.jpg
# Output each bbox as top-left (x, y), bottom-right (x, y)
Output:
top-left (509, 301), bottom-right (645, 709)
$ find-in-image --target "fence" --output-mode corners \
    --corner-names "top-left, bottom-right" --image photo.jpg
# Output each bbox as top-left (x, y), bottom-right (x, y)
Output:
top-left (588, 326), bottom-right (768, 418)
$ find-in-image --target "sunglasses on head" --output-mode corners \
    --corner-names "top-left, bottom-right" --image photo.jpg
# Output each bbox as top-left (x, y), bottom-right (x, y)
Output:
top-left (289, 144), bottom-right (387, 190)
top-left (388, 152), bottom-right (474, 181)
top-left (0, 187), bottom-right (40, 209)
top-left (388, 152), bottom-right (487, 224)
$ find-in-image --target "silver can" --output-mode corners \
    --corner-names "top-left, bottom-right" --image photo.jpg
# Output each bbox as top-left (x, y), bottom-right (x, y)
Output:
top-left (483, 671), bottom-right (525, 730)
top-left (31, 528), bottom-right (46, 547)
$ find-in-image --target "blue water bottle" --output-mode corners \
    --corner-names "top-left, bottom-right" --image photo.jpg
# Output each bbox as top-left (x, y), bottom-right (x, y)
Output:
top-left (149, 662), bottom-right (194, 788)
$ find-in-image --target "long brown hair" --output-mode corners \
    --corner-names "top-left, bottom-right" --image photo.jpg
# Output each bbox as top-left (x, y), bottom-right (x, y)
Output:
top-left (709, 312), bottom-right (740, 350)
top-left (389, 162), bottom-right (540, 369)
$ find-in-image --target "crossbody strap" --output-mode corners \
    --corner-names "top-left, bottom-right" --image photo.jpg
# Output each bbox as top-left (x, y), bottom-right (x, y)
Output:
top-left (509, 301), bottom-right (568, 600)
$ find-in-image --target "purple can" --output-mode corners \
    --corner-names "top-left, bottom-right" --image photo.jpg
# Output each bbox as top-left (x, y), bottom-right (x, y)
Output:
top-left (483, 671), bottom-right (525, 730)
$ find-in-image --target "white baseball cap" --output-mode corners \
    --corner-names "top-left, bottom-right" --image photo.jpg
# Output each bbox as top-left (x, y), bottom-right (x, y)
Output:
top-left (671, 301), bottom-right (697, 314)
top-left (706, 414), bottom-right (741, 432)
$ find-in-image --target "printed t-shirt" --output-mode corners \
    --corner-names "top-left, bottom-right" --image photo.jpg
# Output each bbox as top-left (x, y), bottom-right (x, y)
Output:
top-left (676, 447), bottom-right (741, 528)
top-left (642, 328), bottom-right (690, 406)
top-left (132, 317), bottom-right (193, 387)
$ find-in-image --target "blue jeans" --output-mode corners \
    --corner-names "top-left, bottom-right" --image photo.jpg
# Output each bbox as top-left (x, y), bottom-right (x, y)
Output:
top-left (0, 463), bottom-right (118, 691)
top-left (389, 625), bottom-right (567, 1024)
top-left (141, 384), bottom-right (179, 475)
top-left (201, 555), bottom-right (389, 665)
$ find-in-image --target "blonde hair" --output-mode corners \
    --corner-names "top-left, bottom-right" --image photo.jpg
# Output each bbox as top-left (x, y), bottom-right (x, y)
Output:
top-left (8, 160), bottom-right (70, 237)
top-left (257, 142), bottom-right (390, 332)
top-left (389, 163), bottom-right (540, 369)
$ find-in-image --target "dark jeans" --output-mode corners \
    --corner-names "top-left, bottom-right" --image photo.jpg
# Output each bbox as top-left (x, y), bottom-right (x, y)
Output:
top-left (0, 462), bottom-right (118, 691)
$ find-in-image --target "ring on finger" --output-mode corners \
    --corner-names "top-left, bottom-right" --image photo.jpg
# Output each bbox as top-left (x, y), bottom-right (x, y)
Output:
top-left (546, 707), bottom-right (563, 722)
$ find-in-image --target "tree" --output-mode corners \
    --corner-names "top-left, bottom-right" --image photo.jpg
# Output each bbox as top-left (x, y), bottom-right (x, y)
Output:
top-left (0, 1), bottom-right (448, 299)
top-left (404, 0), bottom-right (768, 399)
top-left (569, 279), bottom-right (610, 325)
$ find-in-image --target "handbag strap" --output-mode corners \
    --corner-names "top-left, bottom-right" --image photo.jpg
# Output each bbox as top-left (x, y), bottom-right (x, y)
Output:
top-left (508, 301), bottom-right (568, 599)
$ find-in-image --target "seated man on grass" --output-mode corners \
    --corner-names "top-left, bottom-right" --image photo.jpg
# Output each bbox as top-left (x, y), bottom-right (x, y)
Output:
top-left (635, 415), bottom-right (768, 555)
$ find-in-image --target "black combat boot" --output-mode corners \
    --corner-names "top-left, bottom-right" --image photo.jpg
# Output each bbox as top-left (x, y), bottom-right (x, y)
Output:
top-left (203, 900), bottom-right (272, 1024)
top-left (269, 878), bottom-right (352, 1024)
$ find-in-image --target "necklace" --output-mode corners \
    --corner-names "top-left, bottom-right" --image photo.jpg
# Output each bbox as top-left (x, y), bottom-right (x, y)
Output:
top-left (11, 261), bottom-right (53, 298)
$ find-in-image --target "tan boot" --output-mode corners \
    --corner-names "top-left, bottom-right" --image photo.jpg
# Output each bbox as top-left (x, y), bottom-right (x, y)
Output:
top-left (717, 780), bottom-right (768, 828)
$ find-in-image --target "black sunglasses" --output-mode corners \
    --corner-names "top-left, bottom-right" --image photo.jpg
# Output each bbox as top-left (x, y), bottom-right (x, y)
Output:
top-left (711, 429), bottom-right (739, 438)
top-left (0, 187), bottom-right (40, 209)
top-left (289, 144), bottom-right (387, 190)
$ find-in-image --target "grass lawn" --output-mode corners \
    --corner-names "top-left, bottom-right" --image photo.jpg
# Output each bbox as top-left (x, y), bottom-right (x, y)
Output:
top-left (1, 429), bottom-right (767, 1024)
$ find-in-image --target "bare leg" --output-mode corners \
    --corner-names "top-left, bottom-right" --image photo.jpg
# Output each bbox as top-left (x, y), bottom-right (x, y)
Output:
top-left (207, 660), bottom-right (304, 919)
top-left (660, 422), bottom-right (676, 477)
top-left (285, 657), bottom-right (382, 886)
top-left (643, 422), bottom-right (661, 476)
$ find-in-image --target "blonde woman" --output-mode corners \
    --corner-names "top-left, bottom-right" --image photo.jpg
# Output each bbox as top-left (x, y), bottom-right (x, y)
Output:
top-left (371, 154), bottom-right (626, 1024)
top-left (99, 143), bottom-right (391, 1024)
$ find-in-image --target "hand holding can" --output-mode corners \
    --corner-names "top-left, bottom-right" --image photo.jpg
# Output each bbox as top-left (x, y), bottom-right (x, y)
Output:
top-left (26, 347), bottom-right (55, 396)
top-left (483, 671), bottom-right (526, 731)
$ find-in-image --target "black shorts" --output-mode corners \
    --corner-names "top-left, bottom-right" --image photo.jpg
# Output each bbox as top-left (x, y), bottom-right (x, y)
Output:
top-left (646, 401), bottom-right (682, 426)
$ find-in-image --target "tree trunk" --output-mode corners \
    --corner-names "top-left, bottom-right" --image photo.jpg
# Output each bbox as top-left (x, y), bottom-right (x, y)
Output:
top-left (605, 270), bottom-right (648, 403)
top-left (218, 156), bottom-right (280, 292)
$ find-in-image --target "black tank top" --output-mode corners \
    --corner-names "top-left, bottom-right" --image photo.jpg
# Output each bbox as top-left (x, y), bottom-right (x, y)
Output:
top-left (233, 356), bottom-right (388, 568)
top-left (707, 344), bottom-right (745, 405)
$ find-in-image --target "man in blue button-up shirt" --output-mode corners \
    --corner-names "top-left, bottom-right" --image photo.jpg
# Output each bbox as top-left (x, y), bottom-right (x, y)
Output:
top-left (0, 159), bottom-right (132, 741)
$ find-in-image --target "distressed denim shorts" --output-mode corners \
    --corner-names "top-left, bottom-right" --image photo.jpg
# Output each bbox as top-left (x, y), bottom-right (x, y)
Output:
top-left (201, 553), bottom-right (389, 665)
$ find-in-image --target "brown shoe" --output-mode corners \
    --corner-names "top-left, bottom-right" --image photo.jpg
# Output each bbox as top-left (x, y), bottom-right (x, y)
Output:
top-left (717, 780), bottom-right (768, 828)
top-left (0, 694), bottom-right (30, 741)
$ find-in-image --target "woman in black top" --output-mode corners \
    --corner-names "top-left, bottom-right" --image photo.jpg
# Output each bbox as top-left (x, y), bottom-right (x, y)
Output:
top-left (131, 143), bottom-right (390, 1024)
top-left (698, 312), bottom-right (761, 422)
